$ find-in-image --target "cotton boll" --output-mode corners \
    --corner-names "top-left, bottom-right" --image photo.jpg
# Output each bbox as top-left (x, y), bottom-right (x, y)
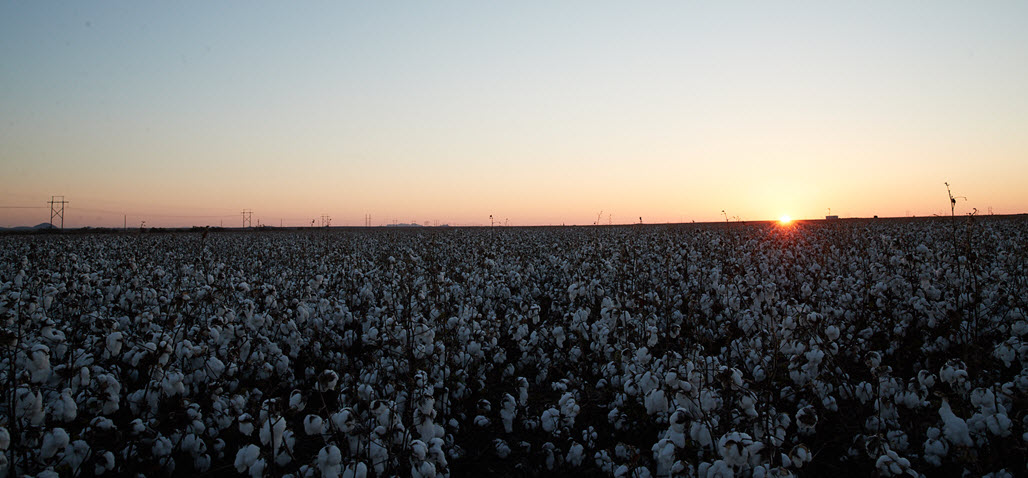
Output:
top-left (104, 331), bottom-right (123, 359)
top-left (41, 428), bottom-right (70, 459)
top-left (566, 442), bottom-right (585, 467)
top-left (341, 462), bottom-right (368, 478)
top-left (318, 445), bottom-right (342, 478)
top-left (235, 444), bottom-right (261, 473)
top-left (15, 387), bottom-right (44, 426)
top-left (0, 426), bottom-right (9, 450)
top-left (795, 405), bottom-right (818, 435)
top-left (28, 344), bottom-right (52, 383)
top-left (541, 408), bottom-right (560, 433)
top-left (50, 388), bottom-right (77, 422)
top-left (704, 460), bottom-right (734, 478)
top-left (923, 427), bottom-right (949, 466)
top-left (500, 393), bottom-right (517, 433)
top-left (493, 439), bottom-right (511, 459)
top-left (62, 439), bottom-right (91, 472)
top-left (152, 435), bottom-right (173, 458)
top-left (938, 400), bottom-right (973, 447)
top-left (875, 449), bottom-right (915, 477)
top-left (239, 414), bottom-right (255, 436)
top-left (259, 416), bottom-right (287, 454)
top-left (789, 444), bottom-right (811, 468)
top-left (645, 389), bottom-right (668, 416)
top-left (304, 415), bottom-right (325, 435)
top-left (94, 450), bottom-right (116, 475)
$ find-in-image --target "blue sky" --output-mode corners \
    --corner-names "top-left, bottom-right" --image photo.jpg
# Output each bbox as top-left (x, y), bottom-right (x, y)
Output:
top-left (2, 1), bottom-right (1026, 226)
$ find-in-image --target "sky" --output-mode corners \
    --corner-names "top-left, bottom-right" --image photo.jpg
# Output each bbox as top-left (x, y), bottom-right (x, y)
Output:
top-left (1, 1), bottom-right (1026, 227)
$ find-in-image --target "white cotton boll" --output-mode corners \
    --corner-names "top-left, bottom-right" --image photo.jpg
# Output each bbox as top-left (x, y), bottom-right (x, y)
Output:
top-left (289, 390), bottom-right (306, 413)
top-left (0, 426), bottom-right (9, 450)
top-left (652, 438), bottom-right (676, 474)
top-left (717, 432), bottom-right (752, 468)
top-left (152, 435), bottom-right (173, 458)
top-left (645, 390), bottom-right (668, 416)
top-left (825, 325), bottom-right (840, 342)
top-left (690, 422), bottom-right (713, 448)
top-left (517, 377), bottom-right (530, 406)
top-left (51, 388), bottom-right (77, 422)
top-left (923, 427), bottom-right (949, 466)
top-left (104, 331), bottom-right (123, 358)
top-left (41, 428), bottom-right (70, 459)
top-left (28, 344), bottom-right (52, 383)
top-left (939, 400), bottom-right (973, 447)
top-left (541, 408), bottom-right (560, 433)
top-left (559, 393), bottom-right (580, 423)
top-left (317, 370), bottom-right (339, 392)
top-left (500, 394), bottom-right (517, 433)
top-left (248, 458), bottom-right (266, 478)
top-left (95, 450), bottom-right (116, 475)
top-left (566, 442), bottom-right (585, 467)
top-left (15, 387), bottom-right (44, 426)
top-left (412, 461), bottom-right (436, 478)
top-left (259, 416), bottom-right (287, 453)
top-left (705, 460), bottom-right (734, 478)
top-left (474, 415), bottom-right (490, 427)
top-left (875, 449), bottom-right (914, 476)
top-left (193, 454), bottom-right (211, 473)
top-left (317, 445), bottom-right (342, 478)
top-left (304, 415), bottom-right (325, 435)
top-left (984, 413), bottom-right (1013, 437)
top-left (239, 414), bottom-right (255, 435)
top-left (341, 462), bottom-right (368, 478)
top-left (235, 444), bottom-right (261, 473)
top-left (161, 371), bottom-right (186, 397)
top-left (493, 439), bottom-right (511, 459)
top-left (62, 439), bottom-right (90, 472)
top-left (795, 405), bottom-right (818, 435)
top-left (368, 436), bottom-right (388, 475)
top-left (206, 356), bottom-right (226, 380)
top-left (789, 444), bottom-right (811, 468)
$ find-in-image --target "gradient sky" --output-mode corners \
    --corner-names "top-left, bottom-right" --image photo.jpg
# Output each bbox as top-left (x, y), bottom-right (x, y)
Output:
top-left (2, 1), bottom-right (1026, 227)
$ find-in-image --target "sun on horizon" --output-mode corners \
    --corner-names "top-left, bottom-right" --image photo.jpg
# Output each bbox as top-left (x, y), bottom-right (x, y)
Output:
top-left (779, 215), bottom-right (793, 225)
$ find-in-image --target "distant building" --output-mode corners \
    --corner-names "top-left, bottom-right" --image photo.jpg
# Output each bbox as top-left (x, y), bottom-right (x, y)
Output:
top-left (826, 215), bottom-right (839, 220)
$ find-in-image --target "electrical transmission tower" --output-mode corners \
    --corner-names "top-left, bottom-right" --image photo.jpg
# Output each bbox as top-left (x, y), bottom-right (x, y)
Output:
top-left (320, 215), bottom-right (331, 227)
top-left (48, 196), bottom-right (69, 230)
top-left (242, 209), bottom-right (253, 228)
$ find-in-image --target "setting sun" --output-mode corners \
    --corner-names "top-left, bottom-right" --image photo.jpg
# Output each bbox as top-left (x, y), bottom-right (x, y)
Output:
top-left (779, 215), bottom-right (793, 225)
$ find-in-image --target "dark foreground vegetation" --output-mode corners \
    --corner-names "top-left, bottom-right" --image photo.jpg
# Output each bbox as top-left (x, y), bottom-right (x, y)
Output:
top-left (1, 217), bottom-right (1026, 477)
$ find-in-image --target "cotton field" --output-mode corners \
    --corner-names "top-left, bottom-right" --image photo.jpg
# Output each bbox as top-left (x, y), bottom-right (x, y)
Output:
top-left (1, 217), bottom-right (1026, 477)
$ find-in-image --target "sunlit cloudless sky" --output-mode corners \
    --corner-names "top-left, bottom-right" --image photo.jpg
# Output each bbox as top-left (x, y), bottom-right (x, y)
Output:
top-left (2, 1), bottom-right (1026, 227)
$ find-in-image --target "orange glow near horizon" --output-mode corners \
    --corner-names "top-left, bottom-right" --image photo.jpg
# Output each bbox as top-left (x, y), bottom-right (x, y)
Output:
top-left (779, 215), bottom-right (793, 226)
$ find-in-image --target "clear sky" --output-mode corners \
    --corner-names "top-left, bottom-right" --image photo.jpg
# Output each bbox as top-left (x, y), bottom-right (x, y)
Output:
top-left (2, 1), bottom-right (1026, 227)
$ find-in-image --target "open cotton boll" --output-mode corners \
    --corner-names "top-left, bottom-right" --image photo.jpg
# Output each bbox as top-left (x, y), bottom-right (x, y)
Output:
top-left (317, 445), bottom-right (341, 478)
top-left (50, 388), bottom-right (77, 422)
top-left (939, 400), bottom-right (973, 447)
top-left (259, 416), bottom-right (287, 454)
top-left (28, 344), bottom-right (52, 383)
top-left (235, 444), bottom-right (261, 473)
top-left (41, 428), bottom-right (70, 459)
top-left (644, 389), bottom-right (668, 415)
top-left (304, 415), bottom-right (325, 435)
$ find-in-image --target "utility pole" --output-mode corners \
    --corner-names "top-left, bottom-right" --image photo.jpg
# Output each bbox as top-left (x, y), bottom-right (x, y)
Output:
top-left (47, 196), bottom-right (69, 230)
top-left (320, 215), bottom-right (331, 228)
top-left (242, 209), bottom-right (253, 228)
top-left (490, 215), bottom-right (494, 227)
top-left (124, 214), bottom-right (127, 231)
